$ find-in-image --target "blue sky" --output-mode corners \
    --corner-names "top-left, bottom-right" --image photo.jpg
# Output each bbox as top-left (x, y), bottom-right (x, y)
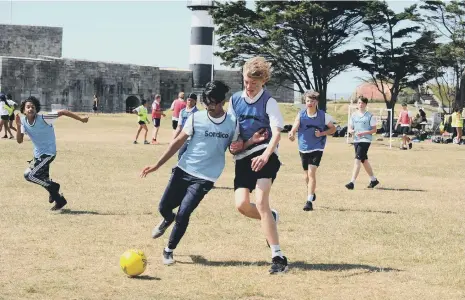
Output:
top-left (0, 0), bottom-right (416, 96)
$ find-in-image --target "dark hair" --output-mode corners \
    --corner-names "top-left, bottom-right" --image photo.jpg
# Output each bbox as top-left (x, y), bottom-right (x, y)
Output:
top-left (358, 96), bottom-right (368, 104)
top-left (187, 93), bottom-right (198, 101)
top-left (0, 93), bottom-right (10, 107)
top-left (202, 80), bottom-right (230, 106)
top-left (20, 96), bottom-right (41, 113)
top-left (141, 99), bottom-right (147, 105)
top-left (6, 93), bottom-right (12, 100)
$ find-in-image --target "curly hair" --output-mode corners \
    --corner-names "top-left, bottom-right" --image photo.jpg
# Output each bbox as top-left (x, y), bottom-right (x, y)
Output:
top-left (303, 90), bottom-right (320, 100)
top-left (20, 96), bottom-right (41, 113)
top-left (243, 57), bottom-right (271, 82)
top-left (202, 80), bottom-right (230, 106)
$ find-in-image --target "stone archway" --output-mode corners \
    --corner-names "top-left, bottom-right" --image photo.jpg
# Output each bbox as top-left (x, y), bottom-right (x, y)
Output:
top-left (125, 96), bottom-right (139, 113)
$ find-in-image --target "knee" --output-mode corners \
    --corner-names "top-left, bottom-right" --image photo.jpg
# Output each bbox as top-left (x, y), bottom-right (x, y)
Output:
top-left (174, 210), bottom-right (190, 225)
top-left (235, 198), bottom-right (249, 214)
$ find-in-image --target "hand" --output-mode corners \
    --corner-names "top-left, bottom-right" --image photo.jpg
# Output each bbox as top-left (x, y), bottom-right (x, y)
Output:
top-left (162, 113), bottom-right (166, 117)
top-left (230, 140), bottom-right (244, 154)
top-left (250, 128), bottom-right (268, 144)
top-left (15, 113), bottom-right (21, 128)
top-left (81, 116), bottom-right (89, 123)
top-left (288, 131), bottom-right (295, 142)
top-left (356, 132), bottom-right (365, 137)
top-left (140, 165), bottom-right (158, 178)
top-left (348, 128), bottom-right (354, 134)
top-left (315, 129), bottom-right (322, 138)
top-left (251, 153), bottom-right (269, 172)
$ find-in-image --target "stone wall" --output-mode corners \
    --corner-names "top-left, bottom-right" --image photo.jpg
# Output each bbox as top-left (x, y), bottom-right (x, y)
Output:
top-left (0, 56), bottom-right (160, 112)
top-left (0, 24), bottom-right (62, 58)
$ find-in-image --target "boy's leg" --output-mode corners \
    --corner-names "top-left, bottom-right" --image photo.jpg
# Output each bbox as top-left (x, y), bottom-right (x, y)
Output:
top-left (255, 178), bottom-right (278, 245)
top-left (235, 188), bottom-right (260, 219)
top-left (166, 178), bottom-right (213, 251)
top-left (24, 156), bottom-right (60, 201)
top-left (143, 125), bottom-right (148, 141)
top-left (234, 155), bottom-right (261, 219)
top-left (153, 168), bottom-right (189, 238)
top-left (135, 125), bottom-right (142, 141)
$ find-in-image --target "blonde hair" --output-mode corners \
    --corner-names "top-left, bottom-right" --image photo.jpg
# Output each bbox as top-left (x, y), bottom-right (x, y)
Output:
top-left (243, 57), bottom-right (271, 82)
top-left (178, 92), bottom-right (185, 99)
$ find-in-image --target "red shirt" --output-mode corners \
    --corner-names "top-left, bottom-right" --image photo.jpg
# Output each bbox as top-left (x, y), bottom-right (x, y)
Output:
top-left (171, 99), bottom-right (186, 119)
top-left (152, 101), bottom-right (162, 119)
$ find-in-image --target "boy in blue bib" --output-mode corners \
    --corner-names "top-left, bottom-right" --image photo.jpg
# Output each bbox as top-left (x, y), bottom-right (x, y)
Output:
top-left (288, 91), bottom-right (336, 211)
top-left (140, 81), bottom-right (268, 265)
top-left (15, 96), bottom-right (89, 210)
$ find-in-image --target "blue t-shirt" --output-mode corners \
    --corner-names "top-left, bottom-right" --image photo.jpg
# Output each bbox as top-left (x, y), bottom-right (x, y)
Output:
top-left (180, 106), bottom-right (199, 128)
top-left (21, 114), bottom-right (57, 157)
top-left (351, 111), bottom-right (374, 143)
top-left (177, 111), bottom-right (237, 182)
top-left (298, 109), bottom-right (327, 152)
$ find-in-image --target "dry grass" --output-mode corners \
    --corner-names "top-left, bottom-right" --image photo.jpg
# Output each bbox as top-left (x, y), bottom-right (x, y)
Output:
top-left (1, 109), bottom-right (464, 300)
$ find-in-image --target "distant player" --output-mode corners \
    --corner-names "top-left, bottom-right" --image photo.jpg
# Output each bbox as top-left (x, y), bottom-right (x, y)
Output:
top-left (140, 80), bottom-right (267, 265)
top-left (15, 96), bottom-right (89, 210)
top-left (151, 94), bottom-right (165, 144)
top-left (288, 90), bottom-right (336, 211)
top-left (170, 92), bottom-right (186, 139)
top-left (345, 96), bottom-right (379, 190)
top-left (133, 100), bottom-right (150, 145)
top-left (0, 93), bottom-right (15, 139)
top-left (395, 102), bottom-right (412, 150)
top-left (173, 93), bottom-right (198, 160)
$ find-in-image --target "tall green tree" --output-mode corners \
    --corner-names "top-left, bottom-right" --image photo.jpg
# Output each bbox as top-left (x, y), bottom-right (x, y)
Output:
top-left (356, 1), bottom-right (437, 129)
top-left (211, 1), bottom-right (368, 111)
top-left (421, 0), bottom-right (465, 108)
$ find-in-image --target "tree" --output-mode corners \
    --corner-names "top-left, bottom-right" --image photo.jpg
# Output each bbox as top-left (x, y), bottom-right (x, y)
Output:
top-left (356, 1), bottom-right (438, 129)
top-left (420, 0), bottom-right (465, 108)
top-left (210, 1), bottom-right (368, 111)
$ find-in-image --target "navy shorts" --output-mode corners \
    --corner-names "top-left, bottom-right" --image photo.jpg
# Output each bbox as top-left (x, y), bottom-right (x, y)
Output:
top-left (299, 151), bottom-right (323, 170)
top-left (234, 149), bottom-right (280, 192)
top-left (153, 118), bottom-right (161, 127)
top-left (172, 120), bottom-right (178, 130)
top-left (354, 142), bottom-right (370, 162)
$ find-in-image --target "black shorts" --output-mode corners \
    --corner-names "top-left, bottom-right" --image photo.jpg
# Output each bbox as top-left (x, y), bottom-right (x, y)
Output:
top-left (234, 149), bottom-right (281, 192)
top-left (9, 114), bottom-right (14, 121)
top-left (92, 106), bottom-right (97, 111)
top-left (153, 118), bottom-right (161, 127)
top-left (299, 151), bottom-right (323, 170)
top-left (172, 120), bottom-right (178, 130)
top-left (138, 121), bottom-right (146, 125)
top-left (401, 126), bottom-right (410, 135)
top-left (1, 115), bottom-right (9, 121)
top-left (354, 142), bottom-right (370, 162)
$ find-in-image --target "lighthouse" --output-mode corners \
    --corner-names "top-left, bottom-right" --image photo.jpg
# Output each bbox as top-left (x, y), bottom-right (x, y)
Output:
top-left (187, 0), bottom-right (215, 90)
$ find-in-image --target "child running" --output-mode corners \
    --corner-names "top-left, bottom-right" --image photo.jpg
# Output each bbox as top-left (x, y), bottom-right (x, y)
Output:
top-left (228, 56), bottom-right (288, 274)
top-left (140, 80), bottom-right (267, 265)
top-left (345, 96), bottom-right (379, 190)
top-left (133, 99), bottom-right (150, 145)
top-left (6, 94), bottom-right (18, 133)
top-left (288, 90), bottom-right (336, 211)
top-left (173, 93), bottom-right (198, 160)
top-left (151, 94), bottom-right (165, 144)
top-left (15, 96), bottom-right (89, 210)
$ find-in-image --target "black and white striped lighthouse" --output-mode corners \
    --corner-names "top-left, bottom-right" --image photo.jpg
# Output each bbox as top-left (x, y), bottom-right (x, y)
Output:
top-left (187, 0), bottom-right (215, 89)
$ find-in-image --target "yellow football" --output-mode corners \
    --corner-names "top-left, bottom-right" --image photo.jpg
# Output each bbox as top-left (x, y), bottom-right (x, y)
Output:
top-left (120, 249), bottom-right (147, 277)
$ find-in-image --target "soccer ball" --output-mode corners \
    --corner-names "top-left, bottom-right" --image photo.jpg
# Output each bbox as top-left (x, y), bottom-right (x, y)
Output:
top-left (120, 249), bottom-right (147, 277)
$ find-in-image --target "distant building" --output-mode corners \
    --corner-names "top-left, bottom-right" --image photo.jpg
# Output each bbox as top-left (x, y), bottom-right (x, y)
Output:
top-left (0, 24), bottom-right (294, 112)
top-left (350, 82), bottom-right (392, 103)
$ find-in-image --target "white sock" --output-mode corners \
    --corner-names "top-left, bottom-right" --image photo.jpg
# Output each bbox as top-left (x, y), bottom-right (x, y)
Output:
top-left (164, 247), bottom-right (173, 253)
top-left (307, 194), bottom-right (314, 202)
top-left (270, 244), bottom-right (283, 258)
top-left (370, 176), bottom-right (376, 181)
top-left (350, 178), bottom-right (356, 183)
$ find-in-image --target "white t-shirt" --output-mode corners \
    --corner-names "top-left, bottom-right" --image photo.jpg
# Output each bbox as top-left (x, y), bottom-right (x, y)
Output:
top-left (0, 100), bottom-right (16, 116)
top-left (227, 89), bottom-right (284, 160)
top-left (20, 113), bottom-right (59, 133)
top-left (183, 112), bottom-right (240, 141)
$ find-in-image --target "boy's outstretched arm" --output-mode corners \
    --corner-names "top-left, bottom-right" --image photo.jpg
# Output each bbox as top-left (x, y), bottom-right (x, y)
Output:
top-left (288, 113), bottom-right (300, 141)
top-left (15, 114), bottom-right (24, 144)
top-left (140, 132), bottom-right (189, 177)
top-left (57, 110), bottom-right (89, 123)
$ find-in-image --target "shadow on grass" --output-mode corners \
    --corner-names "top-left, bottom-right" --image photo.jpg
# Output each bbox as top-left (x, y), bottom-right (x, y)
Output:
top-left (189, 255), bottom-right (401, 273)
top-left (319, 206), bottom-right (397, 214)
top-left (59, 209), bottom-right (153, 216)
top-left (375, 187), bottom-right (426, 192)
top-left (130, 275), bottom-right (160, 281)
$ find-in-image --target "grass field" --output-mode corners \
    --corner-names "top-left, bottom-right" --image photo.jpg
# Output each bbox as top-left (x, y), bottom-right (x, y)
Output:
top-left (1, 105), bottom-right (464, 300)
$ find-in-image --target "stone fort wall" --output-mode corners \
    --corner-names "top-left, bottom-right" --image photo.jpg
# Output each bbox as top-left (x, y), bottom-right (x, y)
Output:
top-left (0, 24), bottom-right (294, 112)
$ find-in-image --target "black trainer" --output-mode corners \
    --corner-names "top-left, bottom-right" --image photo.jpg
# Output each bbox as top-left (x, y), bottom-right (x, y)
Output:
top-left (162, 249), bottom-right (174, 265)
top-left (345, 182), bottom-right (354, 190)
top-left (269, 256), bottom-right (288, 274)
top-left (152, 213), bottom-right (175, 239)
top-left (367, 179), bottom-right (379, 189)
top-left (303, 194), bottom-right (315, 211)
top-left (51, 194), bottom-right (67, 211)
top-left (408, 142), bottom-right (413, 149)
top-left (266, 210), bottom-right (279, 248)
